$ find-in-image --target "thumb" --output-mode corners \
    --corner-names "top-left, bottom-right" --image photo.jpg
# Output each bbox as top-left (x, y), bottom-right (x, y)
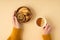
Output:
top-left (14, 16), bottom-right (19, 24)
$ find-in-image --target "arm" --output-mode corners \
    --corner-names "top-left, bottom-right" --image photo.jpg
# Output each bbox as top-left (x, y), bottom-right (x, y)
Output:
top-left (7, 13), bottom-right (23, 40)
top-left (42, 24), bottom-right (51, 40)
top-left (42, 34), bottom-right (51, 40)
top-left (7, 27), bottom-right (23, 40)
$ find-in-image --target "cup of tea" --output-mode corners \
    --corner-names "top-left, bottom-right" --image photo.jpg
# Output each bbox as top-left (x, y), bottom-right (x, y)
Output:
top-left (36, 17), bottom-right (47, 27)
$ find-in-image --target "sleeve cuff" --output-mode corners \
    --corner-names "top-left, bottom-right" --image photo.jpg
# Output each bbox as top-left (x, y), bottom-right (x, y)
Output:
top-left (42, 34), bottom-right (51, 40)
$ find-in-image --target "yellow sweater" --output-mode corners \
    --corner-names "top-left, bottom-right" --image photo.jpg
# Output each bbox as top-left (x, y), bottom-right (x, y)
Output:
top-left (7, 27), bottom-right (51, 40)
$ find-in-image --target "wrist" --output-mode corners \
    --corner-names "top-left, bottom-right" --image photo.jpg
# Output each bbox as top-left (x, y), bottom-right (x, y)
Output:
top-left (13, 25), bottom-right (21, 29)
top-left (42, 32), bottom-right (50, 35)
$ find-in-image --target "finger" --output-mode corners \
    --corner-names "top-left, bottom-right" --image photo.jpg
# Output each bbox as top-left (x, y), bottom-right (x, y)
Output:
top-left (44, 24), bottom-right (50, 30)
top-left (43, 24), bottom-right (47, 29)
top-left (14, 16), bottom-right (17, 22)
top-left (13, 16), bottom-right (15, 23)
top-left (12, 16), bottom-right (16, 25)
top-left (14, 16), bottom-right (19, 24)
top-left (47, 26), bottom-right (51, 32)
top-left (13, 10), bottom-right (17, 16)
top-left (13, 16), bottom-right (17, 23)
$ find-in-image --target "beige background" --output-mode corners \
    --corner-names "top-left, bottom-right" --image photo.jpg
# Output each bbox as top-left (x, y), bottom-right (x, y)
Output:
top-left (0, 0), bottom-right (60, 40)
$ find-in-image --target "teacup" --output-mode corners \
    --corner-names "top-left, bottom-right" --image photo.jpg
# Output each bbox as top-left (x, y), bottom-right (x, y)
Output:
top-left (36, 17), bottom-right (47, 27)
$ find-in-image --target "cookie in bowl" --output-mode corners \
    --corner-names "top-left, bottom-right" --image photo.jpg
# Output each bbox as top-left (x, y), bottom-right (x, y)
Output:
top-left (14, 6), bottom-right (32, 23)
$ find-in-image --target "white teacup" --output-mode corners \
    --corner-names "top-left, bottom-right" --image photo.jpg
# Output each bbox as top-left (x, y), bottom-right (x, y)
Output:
top-left (36, 17), bottom-right (47, 27)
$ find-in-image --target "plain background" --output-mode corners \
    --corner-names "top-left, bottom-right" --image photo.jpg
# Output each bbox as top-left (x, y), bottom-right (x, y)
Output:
top-left (0, 0), bottom-right (60, 40)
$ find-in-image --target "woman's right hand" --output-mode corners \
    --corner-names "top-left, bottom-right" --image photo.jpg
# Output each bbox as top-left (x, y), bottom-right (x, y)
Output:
top-left (13, 11), bottom-right (22, 29)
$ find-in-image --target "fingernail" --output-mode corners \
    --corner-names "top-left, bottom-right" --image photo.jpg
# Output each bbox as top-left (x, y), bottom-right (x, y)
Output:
top-left (43, 27), bottom-right (45, 29)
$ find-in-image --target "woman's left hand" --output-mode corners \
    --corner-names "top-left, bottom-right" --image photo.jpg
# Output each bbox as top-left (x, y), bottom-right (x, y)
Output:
top-left (42, 24), bottom-right (51, 35)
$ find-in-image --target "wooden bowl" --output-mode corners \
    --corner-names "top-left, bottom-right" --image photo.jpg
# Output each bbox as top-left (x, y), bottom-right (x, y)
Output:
top-left (14, 6), bottom-right (32, 23)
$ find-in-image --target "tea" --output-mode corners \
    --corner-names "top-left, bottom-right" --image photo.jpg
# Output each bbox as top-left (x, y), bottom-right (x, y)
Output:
top-left (36, 18), bottom-right (44, 27)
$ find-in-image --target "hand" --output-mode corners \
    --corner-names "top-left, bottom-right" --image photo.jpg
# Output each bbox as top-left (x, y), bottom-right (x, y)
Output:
top-left (13, 11), bottom-right (22, 29)
top-left (42, 24), bottom-right (51, 35)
